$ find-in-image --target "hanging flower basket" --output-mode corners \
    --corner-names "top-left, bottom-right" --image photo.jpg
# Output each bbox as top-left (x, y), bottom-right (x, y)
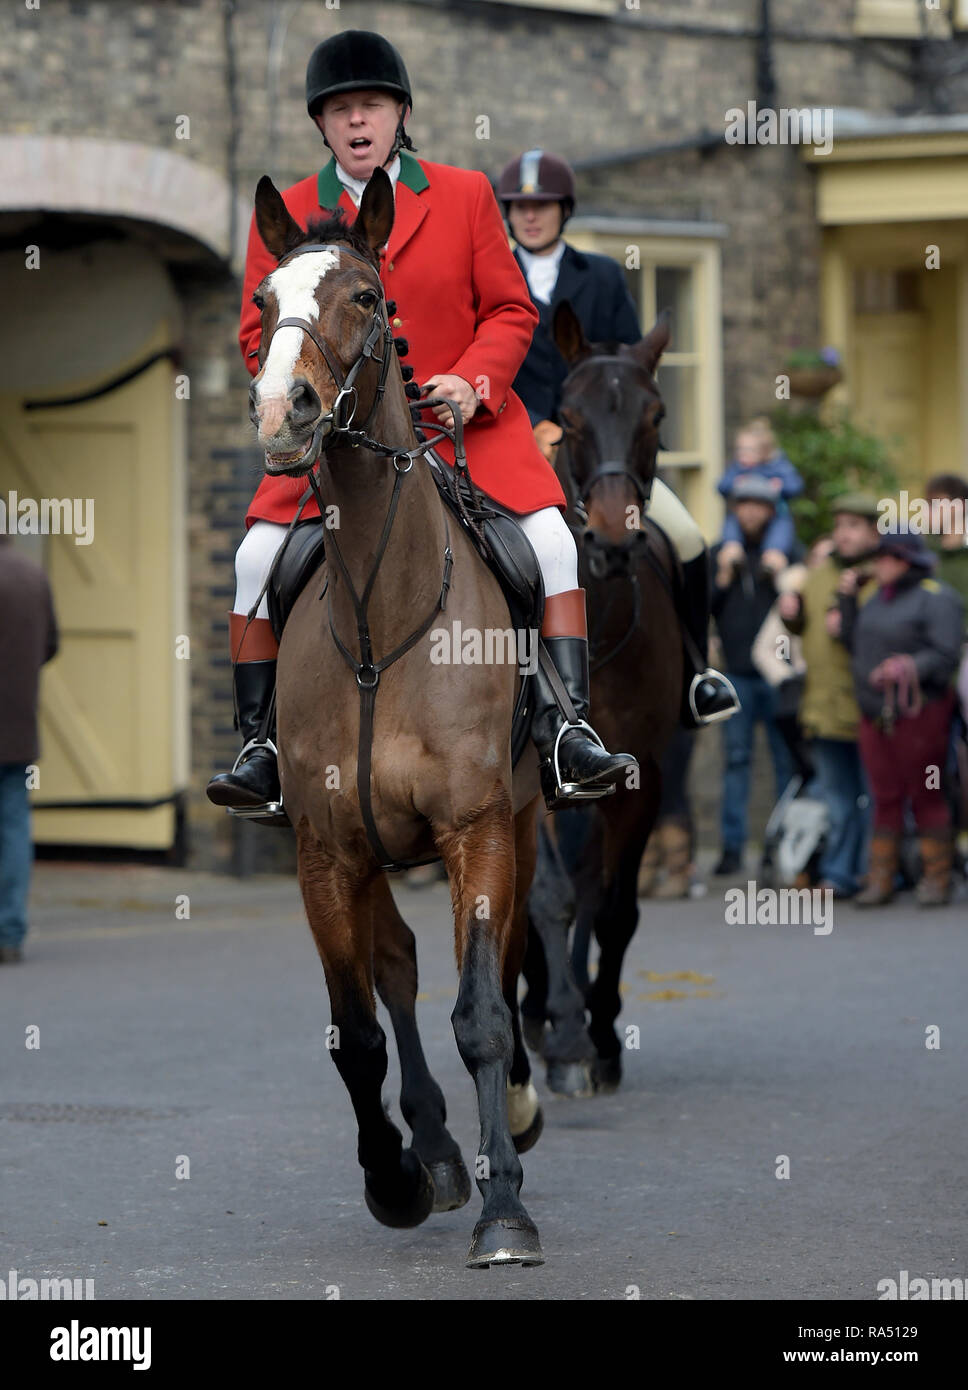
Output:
top-left (787, 365), bottom-right (843, 398)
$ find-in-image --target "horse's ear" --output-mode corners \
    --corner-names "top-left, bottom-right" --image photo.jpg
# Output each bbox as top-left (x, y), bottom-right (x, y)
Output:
top-left (354, 167), bottom-right (395, 255)
top-left (553, 300), bottom-right (593, 366)
top-left (630, 310), bottom-right (672, 376)
top-left (255, 176), bottom-right (307, 260)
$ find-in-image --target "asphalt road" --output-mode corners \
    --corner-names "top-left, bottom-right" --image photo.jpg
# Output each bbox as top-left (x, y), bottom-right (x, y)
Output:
top-left (2, 861), bottom-right (966, 1300)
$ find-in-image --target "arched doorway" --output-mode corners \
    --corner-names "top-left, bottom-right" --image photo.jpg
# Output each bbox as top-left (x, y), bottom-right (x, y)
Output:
top-left (0, 137), bottom-right (247, 852)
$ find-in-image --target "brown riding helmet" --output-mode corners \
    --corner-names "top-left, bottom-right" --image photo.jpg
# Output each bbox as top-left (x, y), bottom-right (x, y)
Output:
top-left (497, 149), bottom-right (576, 216)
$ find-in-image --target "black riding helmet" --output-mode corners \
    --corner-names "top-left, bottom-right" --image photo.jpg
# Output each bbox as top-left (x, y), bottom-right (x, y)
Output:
top-left (306, 30), bottom-right (416, 159)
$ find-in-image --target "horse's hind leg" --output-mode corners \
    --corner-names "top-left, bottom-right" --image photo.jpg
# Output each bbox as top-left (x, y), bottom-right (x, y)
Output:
top-left (371, 876), bottom-right (471, 1213)
top-left (437, 787), bottom-right (543, 1269)
top-left (296, 834), bottom-right (434, 1229)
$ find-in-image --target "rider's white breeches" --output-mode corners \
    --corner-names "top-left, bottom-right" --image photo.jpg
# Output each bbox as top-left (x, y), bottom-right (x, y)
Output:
top-left (516, 506), bottom-right (578, 598)
top-left (234, 521), bottom-right (286, 619)
top-left (233, 505), bottom-right (580, 619)
top-left (647, 478), bottom-right (705, 563)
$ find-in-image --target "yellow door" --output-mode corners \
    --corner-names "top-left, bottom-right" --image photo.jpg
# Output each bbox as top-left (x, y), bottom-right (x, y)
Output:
top-left (851, 310), bottom-right (924, 493)
top-left (0, 322), bottom-right (185, 849)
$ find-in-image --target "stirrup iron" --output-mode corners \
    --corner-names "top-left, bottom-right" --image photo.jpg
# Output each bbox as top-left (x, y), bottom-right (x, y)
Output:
top-left (548, 719), bottom-right (617, 801)
top-left (688, 669), bottom-right (740, 726)
top-left (224, 737), bottom-right (286, 821)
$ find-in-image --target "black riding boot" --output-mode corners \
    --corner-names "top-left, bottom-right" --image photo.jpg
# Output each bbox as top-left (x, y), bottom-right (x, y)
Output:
top-left (205, 660), bottom-right (285, 816)
top-left (532, 632), bottom-right (638, 811)
top-left (680, 552), bottom-right (740, 727)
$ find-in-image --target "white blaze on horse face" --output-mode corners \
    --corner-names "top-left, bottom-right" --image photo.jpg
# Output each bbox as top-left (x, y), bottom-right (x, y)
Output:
top-left (256, 248), bottom-right (341, 439)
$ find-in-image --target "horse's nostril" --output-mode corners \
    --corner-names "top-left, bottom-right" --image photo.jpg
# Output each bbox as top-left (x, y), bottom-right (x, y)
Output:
top-left (288, 380), bottom-right (321, 426)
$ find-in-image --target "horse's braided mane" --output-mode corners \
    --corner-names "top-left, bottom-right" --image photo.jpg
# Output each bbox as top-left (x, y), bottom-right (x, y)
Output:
top-left (299, 210), bottom-right (380, 271)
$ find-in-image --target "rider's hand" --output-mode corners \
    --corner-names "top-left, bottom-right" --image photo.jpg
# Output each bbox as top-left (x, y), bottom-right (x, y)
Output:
top-left (421, 375), bottom-right (479, 431)
top-left (533, 419), bottom-right (563, 462)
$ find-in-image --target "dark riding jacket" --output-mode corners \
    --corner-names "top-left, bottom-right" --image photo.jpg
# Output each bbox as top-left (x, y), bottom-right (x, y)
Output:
top-left (512, 244), bottom-right (641, 426)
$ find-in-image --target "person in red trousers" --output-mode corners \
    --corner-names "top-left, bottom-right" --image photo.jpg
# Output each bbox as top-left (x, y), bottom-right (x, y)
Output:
top-left (838, 527), bottom-right (963, 906)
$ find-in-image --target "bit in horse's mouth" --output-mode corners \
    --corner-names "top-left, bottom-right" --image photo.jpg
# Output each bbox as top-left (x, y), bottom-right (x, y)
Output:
top-left (264, 421), bottom-right (327, 476)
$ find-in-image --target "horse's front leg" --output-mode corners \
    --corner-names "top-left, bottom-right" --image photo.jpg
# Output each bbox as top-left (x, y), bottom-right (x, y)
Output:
top-left (371, 875), bottom-right (471, 1213)
top-left (437, 787), bottom-right (544, 1268)
top-left (296, 833), bottom-right (434, 1229)
top-left (504, 799), bottom-right (544, 1154)
top-left (586, 761), bottom-right (661, 1090)
top-left (528, 816), bottom-right (597, 1098)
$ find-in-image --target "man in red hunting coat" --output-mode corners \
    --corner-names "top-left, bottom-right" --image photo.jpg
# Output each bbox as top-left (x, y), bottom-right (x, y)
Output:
top-left (207, 29), bottom-right (636, 817)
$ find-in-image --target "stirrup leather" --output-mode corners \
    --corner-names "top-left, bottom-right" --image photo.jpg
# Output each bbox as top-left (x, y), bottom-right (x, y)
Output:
top-left (546, 719), bottom-right (617, 801)
top-left (224, 737), bottom-right (286, 821)
top-left (688, 669), bottom-right (741, 726)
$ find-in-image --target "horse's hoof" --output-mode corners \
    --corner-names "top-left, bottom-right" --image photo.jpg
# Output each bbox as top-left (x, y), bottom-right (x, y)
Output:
top-left (545, 1058), bottom-right (596, 1098)
top-left (363, 1149), bottom-right (435, 1229)
top-left (427, 1154), bottom-right (472, 1213)
top-left (522, 1016), bottom-right (546, 1054)
top-left (512, 1103), bottom-right (544, 1154)
top-left (593, 1054), bottom-right (623, 1092)
top-left (466, 1217), bottom-right (544, 1269)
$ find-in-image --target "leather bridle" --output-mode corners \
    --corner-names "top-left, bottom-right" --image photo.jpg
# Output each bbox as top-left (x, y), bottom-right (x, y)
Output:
top-left (263, 241), bottom-right (395, 445)
top-left (556, 393), bottom-right (662, 673)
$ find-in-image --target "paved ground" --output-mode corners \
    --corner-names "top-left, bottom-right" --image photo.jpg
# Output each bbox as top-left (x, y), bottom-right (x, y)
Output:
top-left (1, 859), bottom-right (966, 1300)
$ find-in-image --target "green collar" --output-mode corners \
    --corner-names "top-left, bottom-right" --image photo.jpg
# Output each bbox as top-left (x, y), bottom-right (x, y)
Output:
top-left (317, 150), bottom-right (429, 209)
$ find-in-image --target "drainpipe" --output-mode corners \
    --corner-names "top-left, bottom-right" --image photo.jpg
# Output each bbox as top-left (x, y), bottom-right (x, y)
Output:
top-left (756, 0), bottom-right (776, 112)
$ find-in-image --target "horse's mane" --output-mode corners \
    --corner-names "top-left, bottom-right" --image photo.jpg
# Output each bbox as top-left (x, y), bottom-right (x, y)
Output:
top-left (300, 210), bottom-right (380, 271)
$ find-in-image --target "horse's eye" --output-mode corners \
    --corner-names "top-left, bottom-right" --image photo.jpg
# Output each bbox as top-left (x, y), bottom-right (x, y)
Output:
top-left (252, 293), bottom-right (265, 311)
top-left (355, 290), bottom-right (378, 309)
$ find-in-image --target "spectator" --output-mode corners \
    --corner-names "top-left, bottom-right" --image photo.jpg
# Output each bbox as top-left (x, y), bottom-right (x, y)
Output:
top-left (923, 472), bottom-right (968, 780)
top-left (0, 537), bottom-right (59, 963)
top-left (711, 474), bottom-right (800, 874)
top-left (778, 494), bottom-right (880, 898)
top-left (718, 418), bottom-right (804, 579)
top-left (839, 527), bottom-right (963, 907)
top-left (923, 473), bottom-right (968, 617)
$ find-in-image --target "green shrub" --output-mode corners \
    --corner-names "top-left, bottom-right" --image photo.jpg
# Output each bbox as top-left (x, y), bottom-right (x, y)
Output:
top-left (770, 408), bottom-right (898, 549)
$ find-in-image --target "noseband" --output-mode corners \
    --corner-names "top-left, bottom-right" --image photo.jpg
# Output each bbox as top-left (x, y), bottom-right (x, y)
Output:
top-left (266, 241), bottom-right (394, 439)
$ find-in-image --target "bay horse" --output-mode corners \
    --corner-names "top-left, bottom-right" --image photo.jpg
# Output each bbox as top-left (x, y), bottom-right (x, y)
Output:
top-left (247, 169), bottom-right (544, 1268)
top-left (524, 303), bottom-right (682, 1093)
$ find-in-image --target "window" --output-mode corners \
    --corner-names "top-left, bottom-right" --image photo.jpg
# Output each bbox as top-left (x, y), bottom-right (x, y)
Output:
top-left (564, 225), bottom-right (725, 539)
top-left (853, 0), bottom-right (952, 36)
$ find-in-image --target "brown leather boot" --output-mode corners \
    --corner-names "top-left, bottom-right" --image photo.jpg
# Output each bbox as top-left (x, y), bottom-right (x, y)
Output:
top-left (654, 819), bottom-right (692, 899)
top-left (854, 831), bottom-right (899, 907)
top-left (916, 829), bottom-right (953, 907)
top-left (637, 834), bottom-right (661, 898)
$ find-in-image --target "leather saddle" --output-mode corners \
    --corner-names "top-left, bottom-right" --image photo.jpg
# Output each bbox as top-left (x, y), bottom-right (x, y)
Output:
top-left (266, 457), bottom-right (544, 770)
